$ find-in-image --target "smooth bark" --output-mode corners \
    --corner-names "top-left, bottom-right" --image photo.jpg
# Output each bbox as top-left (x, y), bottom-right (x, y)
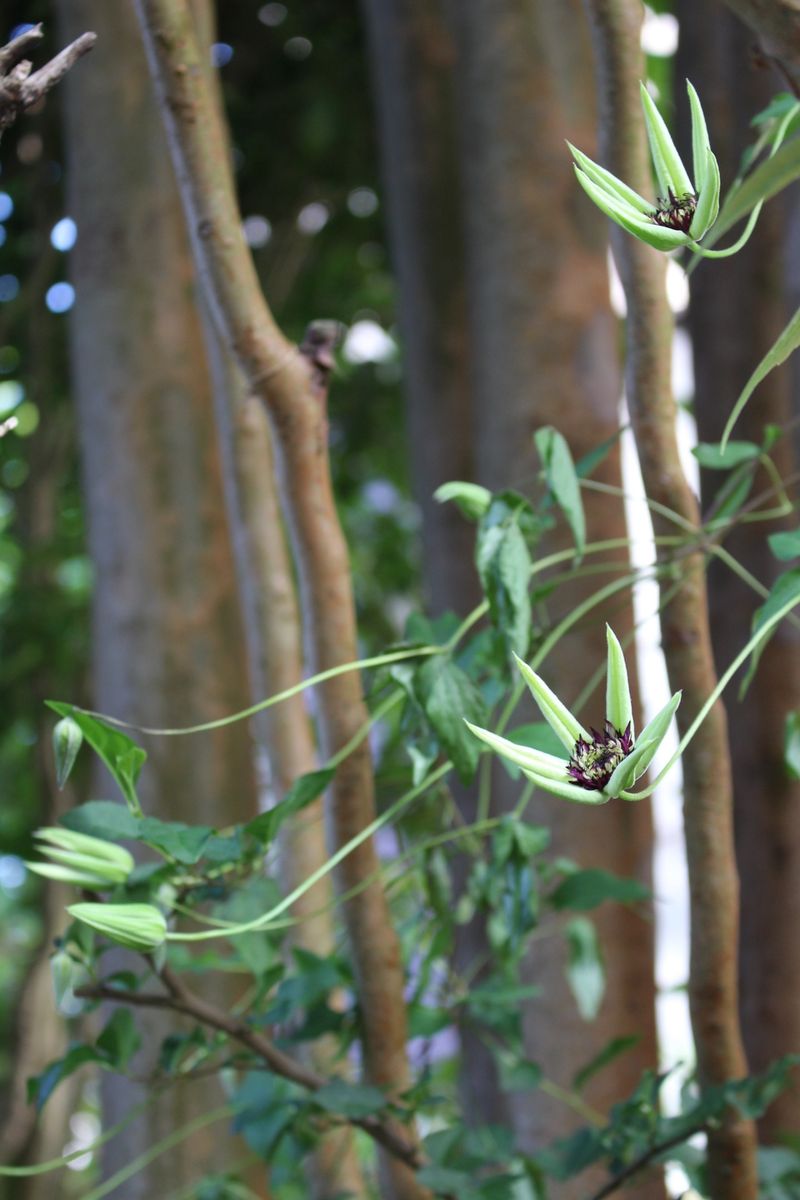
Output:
top-left (58, 1), bottom-right (262, 1193)
top-left (134, 4), bottom-right (427, 1196)
top-left (583, 2), bottom-right (758, 1196)
top-left (678, 2), bottom-right (800, 1136)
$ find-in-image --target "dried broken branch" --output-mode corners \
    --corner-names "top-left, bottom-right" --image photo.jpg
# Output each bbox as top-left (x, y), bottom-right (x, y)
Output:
top-left (0, 24), bottom-right (96, 134)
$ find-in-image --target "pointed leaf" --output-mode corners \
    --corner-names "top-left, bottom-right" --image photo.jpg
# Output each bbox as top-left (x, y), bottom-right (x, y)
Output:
top-left (640, 82), bottom-right (693, 197)
top-left (605, 626), bottom-right (633, 738)
top-left (416, 656), bottom-right (488, 782)
top-left (46, 702), bottom-right (145, 814)
top-left (721, 303), bottom-right (800, 451)
top-left (551, 869), bottom-right (648, 912)
top-left (566, 917), bottom-right (605, 1020)
top-left (513, 654), bottom-right (588, 750)
top-left (534, 426), bottom-right (586, 559)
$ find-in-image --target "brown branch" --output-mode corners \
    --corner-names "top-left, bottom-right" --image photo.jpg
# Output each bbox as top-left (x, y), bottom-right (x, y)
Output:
top-left (586, 1124), bottom-right (706, 1200)
top-left (133, 5), bottom-right (426, 1196)
top-left (723, 1), bottom-right (800, 86)
top-left (0, 25), bottom-right (96, 133)
top-left (580, 3), bottom-right (758, 1199)
top-left (76, 967), bottom-right (424, 1172)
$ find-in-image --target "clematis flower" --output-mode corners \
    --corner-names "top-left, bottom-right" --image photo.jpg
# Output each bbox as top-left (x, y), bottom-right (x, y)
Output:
top-left (568, 80), bottom-right (720, 253)
top-left (467, 626), bottom-right (681, 804)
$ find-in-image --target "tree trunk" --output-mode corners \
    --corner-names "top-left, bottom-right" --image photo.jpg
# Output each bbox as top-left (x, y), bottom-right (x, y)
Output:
top-left (678, 2), bottom-right (800, 1138)
top-left (364, 2), bottom-right (661, 1191)
top-left (58, 1), bottom-right (262, 1193)
top-left (583, 2), bottom-right (758, 1195)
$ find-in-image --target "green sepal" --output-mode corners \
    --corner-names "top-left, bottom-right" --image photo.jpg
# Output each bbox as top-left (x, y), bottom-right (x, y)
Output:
top-left (466, 721), bottom-right (568, 781)
top-left (622, 691), bottom-right (682, 791)
top-left (568, 142), bottom-right (653, 215)
top-left (67, 902), bottom-right (168, 952)
top-left (605, 625), bottom-right (634, 739)
top-left (513, 653), bottom-right (589, 750)
top-left (575, 170), bottom-right (689, 251)
top-left (640, 82), bottom-right (693, 199)
top-left (605, 737), bottom-right (656, 798)
top-left (690, 148), bottom-right (720, 240)
top-left (687, 79), bottom-right (711, 196)
top-left (521, 768), bottom-right (610, 806)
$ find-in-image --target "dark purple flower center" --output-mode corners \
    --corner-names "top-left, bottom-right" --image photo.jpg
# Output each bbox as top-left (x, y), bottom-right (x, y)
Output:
top-left (650, 188), bottom-right (697, 234)
top-left (567, 722), bottom-right (634, 792)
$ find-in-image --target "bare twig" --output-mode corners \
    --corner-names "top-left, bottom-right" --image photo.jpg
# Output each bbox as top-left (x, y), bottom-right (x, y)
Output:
top-left (586, 1124), bottom-right (706, 1200)
top-left (77, 966), bottom-right (424, 1172)
top-left (0, 24), bottom-right (96, 133)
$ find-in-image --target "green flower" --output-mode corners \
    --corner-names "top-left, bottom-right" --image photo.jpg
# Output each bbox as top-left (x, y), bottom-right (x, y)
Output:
top-left (26, 827), bottom-right (134, 889)
top-left (568, 80), bottom-right (720, 252)
top-left (467, 626), bottom-right (681, 804)
top-left (67, 902), bottom-right (167, 951)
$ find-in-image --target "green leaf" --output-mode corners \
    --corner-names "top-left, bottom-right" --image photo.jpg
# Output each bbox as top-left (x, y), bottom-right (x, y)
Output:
top-left (692, 440), bottom-right (760, 469)
top-left (29, 1045), bottom-right (107, 1112)
top-left (769, 530), bottom-right (800, 561)
top-left (136, 817), bottom-right (213, 864)
top-left (434, 480), bottom-right (492, 520)
top-left (721, 304), bottom-right (800, 451)
top-left (476, 518), bottom-right (532, 658)
top-left (415, 656), bottom-right (487, 782)
top-left (245, 768), bottom-right (334, 845)
top-left (416, 1167), bottom-right (475, 1192)
top-left (572, 1034), bottom-right (640, 1091)
top-left (313, 1080), bottom-right (386, 1119)
top-left (534, 427), bottom-right (585, 559)
top-left (52, 717), bottom-right (84, 789)
top-left (551, 868), bottom-right (649, 912)
top-left (497, 1052), bottom-right (543, 1093)
top-left (702, 137), bottom-right (800, 253)
top-left (61, 800), bottom-right (140, 842)
top-left (784, 712), bottom-right (800, 781)
top-left (96, 1009), bottom-right (140, 1070)
top-left (741, 569), bottom-right (800, 697)
top-left (575, 427), bottom-right (625, 481)
top-left (46, 703), bottom-right (146, 814)
top-left (566, 917), bottom-right (605, 1021)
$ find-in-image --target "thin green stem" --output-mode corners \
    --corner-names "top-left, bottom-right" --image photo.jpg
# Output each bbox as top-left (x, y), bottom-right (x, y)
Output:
top-left (168, 762), bottom-right (453, 941)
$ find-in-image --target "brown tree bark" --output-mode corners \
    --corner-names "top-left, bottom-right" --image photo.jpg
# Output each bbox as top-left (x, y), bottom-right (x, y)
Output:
top-left (583, 2), bottom-right (758, 1196)
top-left (364, 2), bottom-right (661, 1193)
top-left (678, 2), bottom-right (800, 1137)
top-left (57, 1), bottom-right (263, 1194)
top-left (133, 4), bottom-right (428, 1197)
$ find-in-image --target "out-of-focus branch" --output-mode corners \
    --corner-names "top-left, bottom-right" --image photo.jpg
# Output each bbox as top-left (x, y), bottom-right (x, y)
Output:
top-left (581, 2), bottom-right (758, 1198)
top-left (0, 24), bottom-right (96, 133)
top-left (723, 1), bottom-right (800, 87)
top-left (133, 4), bottom-right (426, 1197)
top-left (76, 969), bottom-right (424, 1172)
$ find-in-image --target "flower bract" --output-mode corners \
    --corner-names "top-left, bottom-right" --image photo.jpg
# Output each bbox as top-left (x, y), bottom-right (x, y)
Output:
top-left (467, 626), bottom-right (681, 804)
top-left (568, 80), bottom-right (720, 253)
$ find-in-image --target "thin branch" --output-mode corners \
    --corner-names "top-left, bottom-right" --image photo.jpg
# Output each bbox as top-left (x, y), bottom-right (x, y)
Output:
top-left (0, 25), bottom-right (96, 133)
top-left (586, 1124), bottom-right (706, 1200)
top-left (77, 967), bottom-right (424, 1173)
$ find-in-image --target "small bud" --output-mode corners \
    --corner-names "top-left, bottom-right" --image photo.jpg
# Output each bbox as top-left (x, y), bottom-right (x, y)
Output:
top-left (53, 717), bottom-right (83, 789)
top-left (26, 827), bottom-right (134, 889)
top-left (67, 902), bottom-right (167, 951)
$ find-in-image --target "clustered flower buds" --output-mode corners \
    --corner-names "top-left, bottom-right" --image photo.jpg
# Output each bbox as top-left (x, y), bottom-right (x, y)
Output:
top-left (467, 626), bottom-right (681, 804)
top-left (26, 827), bottom-right (134, 889)
top-left (568, 80), bottom-right (720, 253)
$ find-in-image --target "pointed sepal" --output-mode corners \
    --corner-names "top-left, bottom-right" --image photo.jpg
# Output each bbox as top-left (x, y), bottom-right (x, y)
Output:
top-left (513, 653), bottom-right (589, 750)
top-left (605, 625), bottom-right (634, 739)
top-left (640, 82), bottom-right (693, 199)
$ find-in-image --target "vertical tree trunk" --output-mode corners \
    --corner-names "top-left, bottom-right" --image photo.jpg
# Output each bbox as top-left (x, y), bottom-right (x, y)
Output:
top-left (364, 2), bottom-right (660, 1190)
top-left (58, 1), bottom-right (262, 1194)
top-left (583, 2), bottom-right (758, 1195)
top-left (677, 2), bottom-right (800, 1137)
